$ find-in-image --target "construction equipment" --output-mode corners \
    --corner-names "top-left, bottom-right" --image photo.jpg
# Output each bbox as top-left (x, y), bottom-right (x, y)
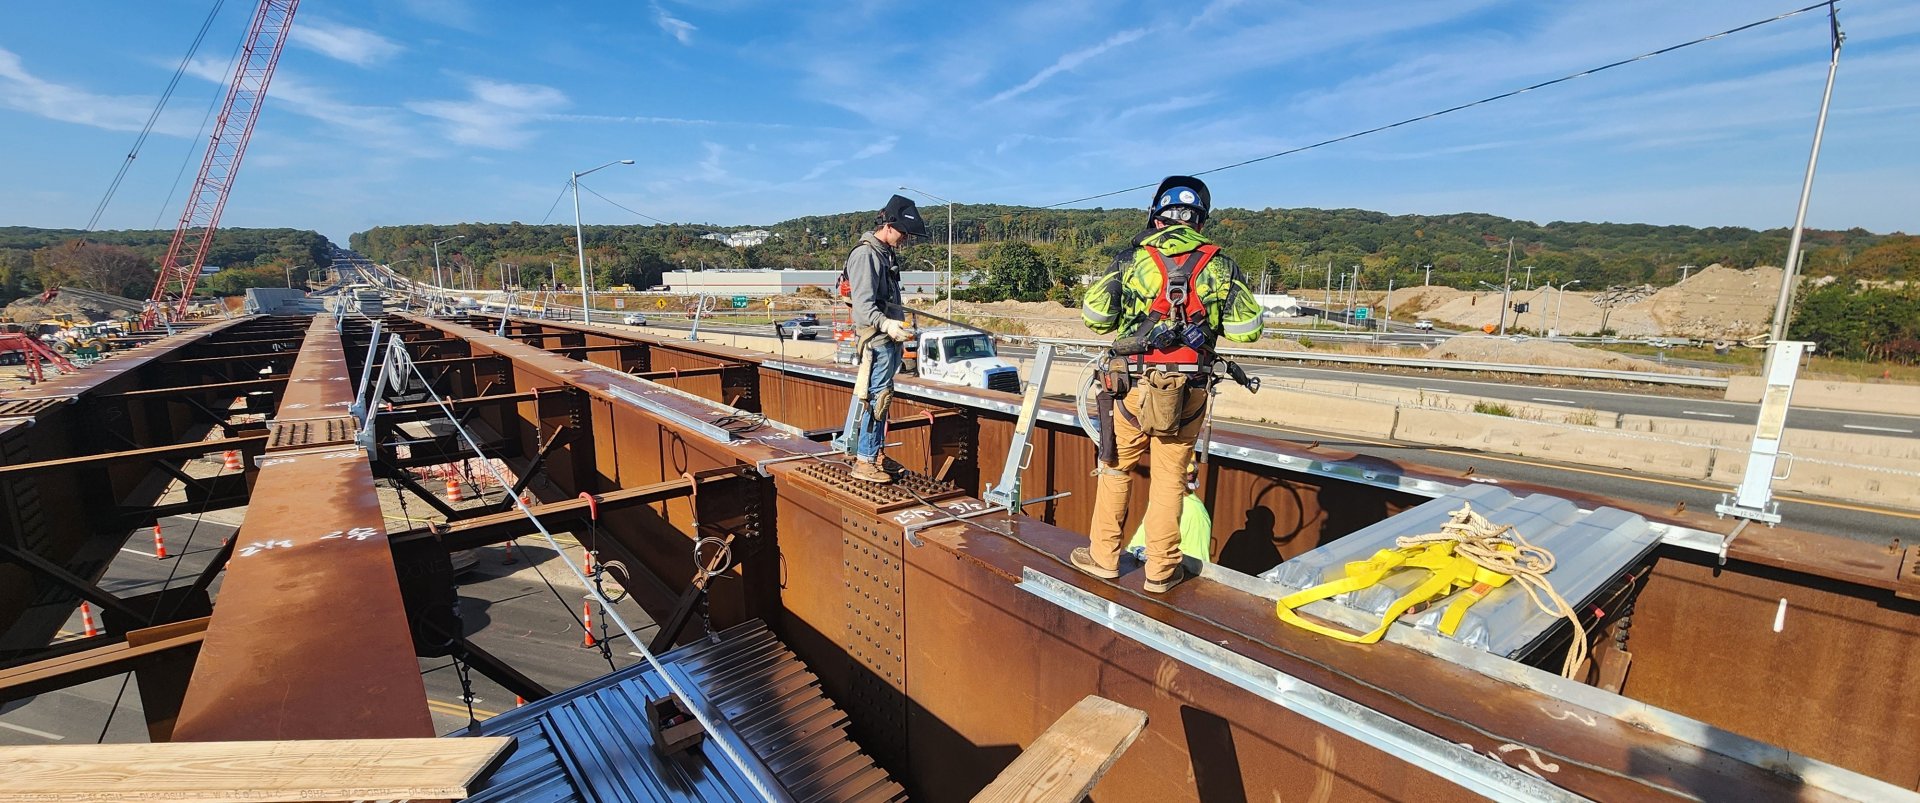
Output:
top-left (0, 334), bottom-right (78, 375)
top-left (141, 0), bottom-right (300, 330)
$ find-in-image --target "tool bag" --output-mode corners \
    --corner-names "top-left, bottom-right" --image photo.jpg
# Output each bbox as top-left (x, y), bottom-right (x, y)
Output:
top-left (1135, 369), bottom-right (1190, 436)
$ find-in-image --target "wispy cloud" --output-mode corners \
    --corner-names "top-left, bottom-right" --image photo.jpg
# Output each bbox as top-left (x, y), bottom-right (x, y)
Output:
top-left (184, 56), bottom-right (433, 155)
top-left (0, 46), bottom-right (193, 134)
top-left (653, 2), bottom-right (697, 46)
top-left (289, 18), bottom-right (404, 68)
top-left (408, 78), bottom-right (569, 149)
top-left (801, 136), bottom-right (898, 181)
top-left (983, 27), bottom-right (1148, 105)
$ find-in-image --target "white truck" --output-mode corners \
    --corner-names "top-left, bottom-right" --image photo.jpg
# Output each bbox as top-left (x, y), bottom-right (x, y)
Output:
top-left (909, 327), bottom-right (1022, 393)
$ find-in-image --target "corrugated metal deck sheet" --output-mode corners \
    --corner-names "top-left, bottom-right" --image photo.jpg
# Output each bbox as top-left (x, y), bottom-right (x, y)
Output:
top-left (457, 620), bottom-right (906, 803)
top-left (1263, 483), bottom-right (1659, 658)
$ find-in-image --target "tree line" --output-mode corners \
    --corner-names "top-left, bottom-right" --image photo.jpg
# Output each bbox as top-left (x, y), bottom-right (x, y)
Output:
top-left (0, 227), bottom-right (331, 307)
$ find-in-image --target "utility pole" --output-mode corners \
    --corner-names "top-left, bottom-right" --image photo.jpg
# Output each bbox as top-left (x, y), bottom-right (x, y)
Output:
top-left (1323, 259), bottom-right (1332, 324)
top-left (1523, 265), bottom-right (1534, 290)
top-left (1423, 263), bottom-right (1433, 287)
top-left (1384, 278), bottom-right (1394, 331)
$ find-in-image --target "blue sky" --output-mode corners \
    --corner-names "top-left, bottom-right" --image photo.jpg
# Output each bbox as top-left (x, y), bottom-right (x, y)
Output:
top-left (2, 1), bottom-right (1916, 244)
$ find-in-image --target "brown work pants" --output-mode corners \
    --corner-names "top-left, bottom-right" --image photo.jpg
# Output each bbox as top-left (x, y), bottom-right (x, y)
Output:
top-left (1087, 385), bottom-right (1206, 584)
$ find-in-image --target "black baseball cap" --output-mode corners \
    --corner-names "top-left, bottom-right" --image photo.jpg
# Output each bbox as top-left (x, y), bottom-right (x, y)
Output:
top-left (878, 194), bottom-right (930, 238)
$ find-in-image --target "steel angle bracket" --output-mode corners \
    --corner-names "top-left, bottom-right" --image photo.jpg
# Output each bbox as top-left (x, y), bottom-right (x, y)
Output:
top-left (606, 385), bottom-right (734, 443)
top-left (982, 343), bottom-right (1054, 514)
top-left (1016, 567), bottom-right (1592, 803)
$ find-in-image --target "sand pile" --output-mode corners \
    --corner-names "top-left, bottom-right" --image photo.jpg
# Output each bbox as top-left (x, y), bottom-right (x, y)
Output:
top-left (1428, 334), bottom-right (1705, 374)
top-left (1376, 264), bottom-right (1780, 338)
top-left (1, 289), bottom-right (142, 324)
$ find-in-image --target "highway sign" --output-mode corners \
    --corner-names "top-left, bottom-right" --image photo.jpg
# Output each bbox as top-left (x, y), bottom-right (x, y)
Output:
top-left (613, 298), bottom-right (625, 309)
top-left (1353, 307), bottom-right (1370, 321)
top-left (655, 298), bottom-right (667, 309)
top-left (731, 296), bottom-right (749, 309)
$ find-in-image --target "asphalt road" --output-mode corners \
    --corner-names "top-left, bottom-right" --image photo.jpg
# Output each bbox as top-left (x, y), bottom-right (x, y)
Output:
top-left (0, 519), bottom-right (654, 743)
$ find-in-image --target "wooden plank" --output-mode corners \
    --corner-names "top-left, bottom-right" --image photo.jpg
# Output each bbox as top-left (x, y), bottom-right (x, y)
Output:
top-left (0, 737), bottom-right (513, 803)
top-left (972, 695), bottom-right (1147, 803)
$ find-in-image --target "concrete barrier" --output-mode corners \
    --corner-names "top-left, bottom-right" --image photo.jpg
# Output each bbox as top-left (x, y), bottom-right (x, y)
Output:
top-left (1710, 450), bottom-right (1920, 510)
top-left (1726, 374), bottom-right (1920, 416)
top-left (1621, 414), bottom-right (1920, 469)
top-left (1393, 407), bottom-right (1716, 480)
top-left (1213, 386), bottom-right (1400, 440)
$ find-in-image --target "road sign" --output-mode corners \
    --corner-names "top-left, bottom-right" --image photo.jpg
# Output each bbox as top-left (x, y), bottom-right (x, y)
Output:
top-left (613, 298), bottom-right (625, 309)
top-left (656, 298), bottom-right (667, 309)
top-left (1353, 307), bottom-right (1369, 321)
top-left (731, 296), bottom-right (749, 309)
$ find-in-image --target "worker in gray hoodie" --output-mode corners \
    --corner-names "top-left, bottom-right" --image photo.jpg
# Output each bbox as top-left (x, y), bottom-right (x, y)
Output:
top-left (843, 194), bottom-right (928, 483)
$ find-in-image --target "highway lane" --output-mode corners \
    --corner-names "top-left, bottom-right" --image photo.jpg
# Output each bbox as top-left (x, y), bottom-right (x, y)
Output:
top-left (1213, 418), bottom-right (1915, 547)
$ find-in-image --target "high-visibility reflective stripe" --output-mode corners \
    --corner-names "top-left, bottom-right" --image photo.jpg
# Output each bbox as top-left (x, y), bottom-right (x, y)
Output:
top-left (1223, 315), bottom-right (1262, 335)
top-left (1082, 306), bottom-right (1116, 324)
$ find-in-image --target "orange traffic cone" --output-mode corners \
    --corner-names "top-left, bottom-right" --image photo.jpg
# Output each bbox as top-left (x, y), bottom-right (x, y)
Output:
top-left (515, 695), bottom-right (526, 707)
top-left (518, 490), bottom-right (533, 508)
top-left (446, 477), bottom-right (464, 502)
top-left (152, 524), bottom-right (168, 560)
top-left (584, 550), bottom-right (595, 577)
top-left (581, 601), bottom-right (596, 647)
top-left (223, 450), bottom-right (242, 471)
top-left (501, 540), bottom-right (519, 566)
top-left (80, 601), bottom-right (97, 637)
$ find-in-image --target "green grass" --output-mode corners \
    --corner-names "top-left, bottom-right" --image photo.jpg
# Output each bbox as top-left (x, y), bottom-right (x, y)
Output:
top-left (1472, 400), bottom-right (1515, 417)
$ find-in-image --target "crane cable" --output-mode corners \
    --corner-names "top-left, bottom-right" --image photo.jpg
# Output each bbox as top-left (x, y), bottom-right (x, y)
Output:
top-left (85, 0), bottom-right (228, 232)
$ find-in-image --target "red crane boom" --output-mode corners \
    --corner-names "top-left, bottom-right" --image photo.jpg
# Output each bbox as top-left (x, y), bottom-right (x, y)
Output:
top-left (142, 0), bottom-right (300, 330)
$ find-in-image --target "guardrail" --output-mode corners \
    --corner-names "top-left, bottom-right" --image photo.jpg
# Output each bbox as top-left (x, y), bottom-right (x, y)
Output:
top-left (994, 335), bottom-right (1732, 389)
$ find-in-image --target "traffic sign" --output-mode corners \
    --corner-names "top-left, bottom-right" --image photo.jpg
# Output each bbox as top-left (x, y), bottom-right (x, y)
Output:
top-left (655, 298), bottom-right (667, 308)
top-left (1353, 307), bottom-right (1370, 321)
top-left (613, 298), bottom-right (625, 309)
top-left (731, 296), bottom-right (749, 309)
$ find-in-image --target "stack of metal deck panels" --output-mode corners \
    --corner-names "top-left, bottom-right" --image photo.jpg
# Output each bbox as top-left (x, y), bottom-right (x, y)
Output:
top-left (456, 620), bottom-right (906, 803)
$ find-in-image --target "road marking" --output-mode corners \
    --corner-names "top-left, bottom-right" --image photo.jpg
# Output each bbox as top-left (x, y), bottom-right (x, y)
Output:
top-left (1843, 424), bottom-right (1915, 434)
top-left (1531, 398), bottom-right (1577, 405)
top-left (118, 548), bottom-right (157, 558)
top-left (1229, 419), bottom-right (1920, 522)
top-left (1419, 388), bottom-right (1452, 394)
top-left (1681, 410), bottom-right (1735, 418)
top-left (0, 721), bottom-right (66, 740)
top-left (427, 698), bottom-right (501, 719)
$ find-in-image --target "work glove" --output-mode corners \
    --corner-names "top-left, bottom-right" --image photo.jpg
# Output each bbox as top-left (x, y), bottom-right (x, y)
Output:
top-left (879, 318), bottom-right (913, 342)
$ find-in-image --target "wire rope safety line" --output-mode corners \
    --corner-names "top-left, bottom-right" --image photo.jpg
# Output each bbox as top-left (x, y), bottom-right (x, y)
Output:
top-left (372, 334), bottom-right (795, 803)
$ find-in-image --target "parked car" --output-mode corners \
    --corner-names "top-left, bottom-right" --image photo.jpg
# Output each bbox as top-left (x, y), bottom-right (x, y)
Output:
top-left (621, 313), bottom-right (648, 326)
top-left (776, 316), bottom-right (822, 339)
top-left (1415, 319), bottom-right (1434, 330)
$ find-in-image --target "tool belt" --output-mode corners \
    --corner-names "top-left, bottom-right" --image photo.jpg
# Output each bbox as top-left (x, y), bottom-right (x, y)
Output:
top-left (1094, 360), bottom-right (1210, 465)
top-left (1273, 541), bottom-right (1517, 644)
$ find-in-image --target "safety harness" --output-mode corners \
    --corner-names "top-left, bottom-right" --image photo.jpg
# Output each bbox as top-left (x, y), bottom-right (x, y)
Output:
top-left (1129, 243), bottom-right (1220, 372)
top-left (1273, 503), bottom-right (1590, 679)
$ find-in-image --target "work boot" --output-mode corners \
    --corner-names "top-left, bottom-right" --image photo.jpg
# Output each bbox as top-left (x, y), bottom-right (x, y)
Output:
top-left (1143, 564), bottom-right (1190, 594)
top-left (849, 458), bottom-right (892, 484)
top-left (1070, 548), bottom-right (1120, 580)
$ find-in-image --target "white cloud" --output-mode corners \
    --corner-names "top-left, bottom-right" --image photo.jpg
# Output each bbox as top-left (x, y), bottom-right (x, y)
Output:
top-left (800, 136), bottom-right (898, 181)
top-left (983, 27), bottom-right (1148, 105)
top-left (0, 46), bottom-right (194, 134)
top-left (289, 18), bottom-right (404, 67)
top-left (408, 78), bottom-right (568, 149)
top-left (183, 56), bottom-right (435, 156)
top-left (653, 2), bottom-right (696, 46)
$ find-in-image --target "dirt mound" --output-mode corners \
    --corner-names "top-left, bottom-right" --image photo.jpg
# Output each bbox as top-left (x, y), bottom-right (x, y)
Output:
top-left (1428, 334), bottom-right (1705, 374)
top-left (1648, 265), bottom-right (1781, 338)
top-left (2, 288), bottom-right (142, 324)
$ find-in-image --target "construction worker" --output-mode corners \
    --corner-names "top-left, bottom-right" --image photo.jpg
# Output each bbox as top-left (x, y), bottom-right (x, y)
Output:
top-left (844, 194), bottom-right (928, 483)
top-left (1074, 176), bottom-right (1263, 592)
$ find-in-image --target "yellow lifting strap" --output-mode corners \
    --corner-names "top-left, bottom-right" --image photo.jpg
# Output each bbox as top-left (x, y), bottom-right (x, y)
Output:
top-left (1274, 540), bottom-right (1519, 645)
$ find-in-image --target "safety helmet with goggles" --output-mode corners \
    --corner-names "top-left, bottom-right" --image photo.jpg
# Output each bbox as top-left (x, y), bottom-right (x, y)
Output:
top-left (1148, 175), bottom-right (1210, 227)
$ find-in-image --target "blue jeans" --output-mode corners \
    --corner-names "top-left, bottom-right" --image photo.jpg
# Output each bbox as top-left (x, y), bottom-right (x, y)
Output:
top-left (854, 339), bottom-right (903, 460)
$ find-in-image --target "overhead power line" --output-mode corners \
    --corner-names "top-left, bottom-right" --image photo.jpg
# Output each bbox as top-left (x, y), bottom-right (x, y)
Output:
top-left (537, 180), bottom-right (573, 225)
top-left (577, 182), bottom-right (673, 225)
top-left (1042, 1), bottom-right (1839, 210)
top-left (86, 0), bottom-right (227, 231)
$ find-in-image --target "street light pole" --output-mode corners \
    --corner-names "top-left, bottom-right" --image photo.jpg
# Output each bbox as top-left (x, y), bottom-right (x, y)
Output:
top-left (899, 186), bottom-right (955, 315)
top-left (1423, 263), bottom-right (1433, 287)
top-left (1552, 279), bottom-right (1581, 337)
top-left (432, 235), bottom-right (464, 310)
top-left (572, 159), bottom-right (636, 324)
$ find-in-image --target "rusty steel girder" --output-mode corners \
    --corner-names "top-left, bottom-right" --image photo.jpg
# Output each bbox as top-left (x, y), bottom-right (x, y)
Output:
top-left (170, 315), bottom-right (432, 742)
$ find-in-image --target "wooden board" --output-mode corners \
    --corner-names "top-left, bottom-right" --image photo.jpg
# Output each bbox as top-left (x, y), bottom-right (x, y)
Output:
top-left (972, 695), bottom-right (1148, 803)
top-left (0, 737), bottom-right (513, 802)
